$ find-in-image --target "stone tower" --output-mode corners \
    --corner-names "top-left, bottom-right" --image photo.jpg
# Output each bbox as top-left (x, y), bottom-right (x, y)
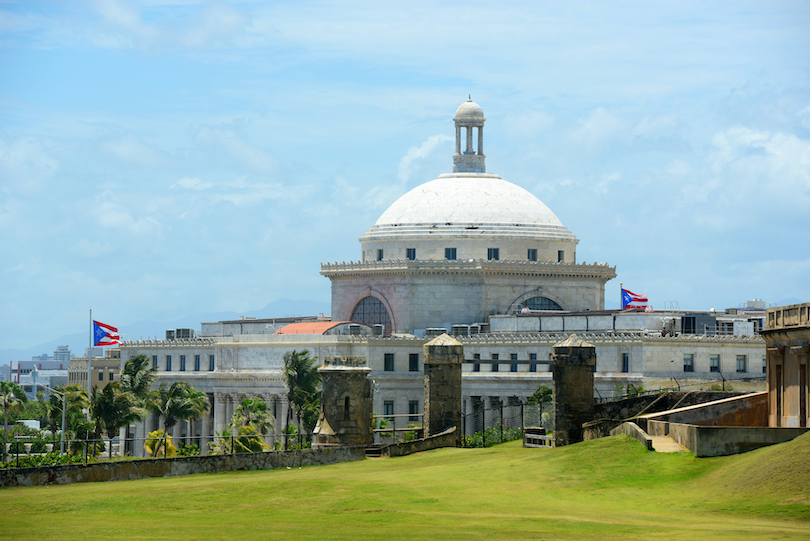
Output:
top-left (423, 333), bottom-right (463, 445)
top-left (453, 96), bottom-right (486, 173)
top-left (313, 356), bottom-right (374, 447)
top-left (552, 334), bottom-right (596, 447)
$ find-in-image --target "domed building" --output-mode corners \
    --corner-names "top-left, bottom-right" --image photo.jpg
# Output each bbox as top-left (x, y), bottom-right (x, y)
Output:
top-left (323, 98), bottom-right (617, 335)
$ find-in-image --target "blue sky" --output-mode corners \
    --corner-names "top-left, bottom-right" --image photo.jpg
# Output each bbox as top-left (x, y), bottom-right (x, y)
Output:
top-left (1, 1), bottom-right (808, 350)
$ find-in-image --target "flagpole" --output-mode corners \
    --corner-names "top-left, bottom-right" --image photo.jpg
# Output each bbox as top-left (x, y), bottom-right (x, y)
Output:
top-left (88, 309), bottom-right (92, 395)
top-left (620, 282), bottom-right (623, 311)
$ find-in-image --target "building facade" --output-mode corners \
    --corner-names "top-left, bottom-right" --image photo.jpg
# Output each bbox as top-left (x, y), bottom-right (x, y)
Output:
top-left (762, 302), bottom-right (809, 428)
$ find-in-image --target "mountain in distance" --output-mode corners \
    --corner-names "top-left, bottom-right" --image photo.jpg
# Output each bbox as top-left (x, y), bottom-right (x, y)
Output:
top-left (0, 298), bottom-right (331, 365)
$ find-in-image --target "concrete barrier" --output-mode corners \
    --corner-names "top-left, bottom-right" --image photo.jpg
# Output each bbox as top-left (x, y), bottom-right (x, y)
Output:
top-left (0, 446), bottom-right (366, 487)
top-left (647, 420), bottom-right (808, 457)
top-left (609, 422), bottom-right (653, 451)
top-left (374, 427), bottom-right (458, 457)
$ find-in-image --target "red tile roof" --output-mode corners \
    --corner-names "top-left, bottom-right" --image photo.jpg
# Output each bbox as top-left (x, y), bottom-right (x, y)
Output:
top-left (275, 321), bottom-right (353, 335)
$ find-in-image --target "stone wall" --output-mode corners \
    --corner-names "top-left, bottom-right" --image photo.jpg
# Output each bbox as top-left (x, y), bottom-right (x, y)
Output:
top-left (377, 427), bottom-right (458, 458)
top-left (423, 335), bottom-right (463, 446)
top-left (635, 392), bottom-right (769, 432)
top-left (552, 334), bottom-right (595, 446)
top-left (0, 446), bottom-right (366, 488)
top-left (647, 420), bottom-right (808, 457)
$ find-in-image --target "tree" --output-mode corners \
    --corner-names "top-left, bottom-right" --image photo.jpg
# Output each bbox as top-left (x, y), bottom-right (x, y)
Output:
top-left (282, 350), bottom-right (321, 449)
top-left (1, 381), bottom-right (28, 461)
top-left (90, 383), bottom-right (144, 459)
top-left (119, 355), bottom-right (158, 451)
top-left (147, 382), bottom-right (209, 458)
top-left (231, 397), bottom-right (274, 435)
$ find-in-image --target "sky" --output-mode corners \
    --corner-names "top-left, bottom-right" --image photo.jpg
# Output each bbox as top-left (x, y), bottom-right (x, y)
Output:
top-left (1, 1), bottom-right (809, 351)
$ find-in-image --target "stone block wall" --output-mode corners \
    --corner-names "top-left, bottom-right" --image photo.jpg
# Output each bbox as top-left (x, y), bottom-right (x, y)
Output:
top-left (423, 334), bottom-right (463, 446)
top-left (552, 334), bottom-right (596, 447)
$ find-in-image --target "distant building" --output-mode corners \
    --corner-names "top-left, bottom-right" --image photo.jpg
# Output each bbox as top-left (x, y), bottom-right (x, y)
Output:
top-left (68, 348), bottom-right (121, 390)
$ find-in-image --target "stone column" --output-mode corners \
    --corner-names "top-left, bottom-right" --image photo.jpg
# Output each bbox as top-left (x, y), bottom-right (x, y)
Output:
top-left (552, 334), bottom-right (596, 447)
top-left (477, 126), bottom-right (483, 155)
top-left (214, 393), bottom-right (227, 435)
top-left (455, 126), bottom-right (461, 154)
top-left (423, 334), bottom-right (463, 446)
top-left (200, 405), bottom-right (211, 456)
top-left (466, 126), bottom-right (473, 154)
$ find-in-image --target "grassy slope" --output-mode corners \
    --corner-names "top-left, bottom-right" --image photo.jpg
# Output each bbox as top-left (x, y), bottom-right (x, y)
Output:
top-left (1, 435), bottom-right (808, 541)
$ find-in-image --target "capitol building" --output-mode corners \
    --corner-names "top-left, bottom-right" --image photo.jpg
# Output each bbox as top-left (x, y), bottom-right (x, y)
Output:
top-left (121, 99), bottom-right (765, 454)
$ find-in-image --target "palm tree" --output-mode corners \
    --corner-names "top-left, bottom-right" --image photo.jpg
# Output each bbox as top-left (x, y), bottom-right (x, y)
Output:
top-left (1, 381), bottom-right (28, 461)
top-left (231, 397), bottom-right (274, 435)
top-left (119, 355), bottom-right (157, 452)
top-left (90, 383), bottom-right (145, 459)
top-left (282, 350), bottom-right (321, 449)
top-left (43, 385), bottom-right (88, 452)
top-left (184, 387), bottom-right (210, 451)
top-left (147, 382), bottom-right (209, 458)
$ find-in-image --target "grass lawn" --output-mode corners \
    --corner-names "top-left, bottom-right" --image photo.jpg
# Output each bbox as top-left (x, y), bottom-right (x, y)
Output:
top-left (1, 434), bottom-right (808, 540)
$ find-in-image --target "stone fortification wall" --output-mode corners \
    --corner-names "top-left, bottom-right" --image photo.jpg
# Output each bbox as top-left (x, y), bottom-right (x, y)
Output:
top-left (377, 427), bottom-right (458, 458)
top-left (0, 446), bottom-right (366, 488)
top-left (647, 421), bottom-right (807, 457)
top-left (552, 335), bottom-right (595, 446)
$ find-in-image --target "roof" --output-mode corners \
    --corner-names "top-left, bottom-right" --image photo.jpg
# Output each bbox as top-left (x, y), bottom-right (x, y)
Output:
top-left (275, 321), bottom-right (355, 335)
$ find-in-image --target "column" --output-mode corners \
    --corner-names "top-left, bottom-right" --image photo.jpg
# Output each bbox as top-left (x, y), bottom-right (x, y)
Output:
top-left (201, 398), bottom-right (212, 455)
top-left (477, 126), bottom-right (483, 155)
top-left (466, 126), bottom-right (473, 153)
top-left (214, 393), bottom-right (226, 435)
top-left (455, 126), bottom-right (461, 154)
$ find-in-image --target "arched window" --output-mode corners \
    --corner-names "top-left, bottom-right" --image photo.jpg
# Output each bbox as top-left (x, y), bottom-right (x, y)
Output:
top-left (344, 396), bottom-right (351, 421)
top-left (522, 296), bottom-right (563, 311)
top-left (350, 296), bottom-right (392, 335)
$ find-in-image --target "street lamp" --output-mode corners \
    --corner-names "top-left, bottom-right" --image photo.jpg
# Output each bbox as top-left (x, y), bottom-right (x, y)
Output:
top-left (31, 383), bottom-right (67, 455)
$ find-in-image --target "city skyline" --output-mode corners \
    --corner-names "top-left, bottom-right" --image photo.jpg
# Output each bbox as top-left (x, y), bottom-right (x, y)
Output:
top-left (1, 1), bottom-right (808, 350)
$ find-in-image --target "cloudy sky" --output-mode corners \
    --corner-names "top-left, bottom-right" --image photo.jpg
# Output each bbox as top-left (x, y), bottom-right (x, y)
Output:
top-left (1, 1), bottom-right (808, 350)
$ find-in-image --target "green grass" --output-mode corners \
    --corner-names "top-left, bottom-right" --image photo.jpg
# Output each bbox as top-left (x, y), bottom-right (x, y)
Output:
top-left (2, 434), bottom-right (808, 540)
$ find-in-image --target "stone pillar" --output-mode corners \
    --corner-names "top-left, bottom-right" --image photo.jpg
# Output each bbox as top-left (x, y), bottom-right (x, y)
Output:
top-left (313, 356), bottom-right (373, 447)
top-left (552, 334), bottom-right (596, 447)
top-left (455, 126), bottom-right (461, 154)
top-left (423, 334), bottom-right (463, 445)
top-left (477, 126), bottom-right (483, 155)
top-left (466, 126), bottom-right (473, 153)
top-left (214, 393), bottom-right (226, 435)
top-left (200, 404), bottom-right (211, 455)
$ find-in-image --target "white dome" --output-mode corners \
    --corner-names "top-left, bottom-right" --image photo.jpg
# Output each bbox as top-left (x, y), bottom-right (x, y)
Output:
top-left (361, 173), bottom-right (577, 243)
top-left (455, 98), bottom-right (485, 121)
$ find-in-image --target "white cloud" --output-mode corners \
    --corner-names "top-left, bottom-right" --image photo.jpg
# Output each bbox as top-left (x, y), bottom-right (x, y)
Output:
top-left (172, 177), bottom-right (213, 190)
top-left (0, 137), bottom-right (59, 193)
top-left (94, 192), bottom-right (161, 234)
top-left (102, 134), bottom-right (166, 167)
top-left (195, 126), bottom-right (277, 174)
top-left (397, 134), bottom-right (452, 183)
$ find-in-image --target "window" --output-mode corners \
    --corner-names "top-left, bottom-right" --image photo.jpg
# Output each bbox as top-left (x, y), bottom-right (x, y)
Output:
top-left (684, 354), bottom-right (694, 372)
top-left (351, 296), bottom-right (392, 335)
top-left (152, 355), bottom-right (158, 369)
top-left (528, 249), bottom-right (537, 261)
top-left (195, 354), bottom-right (201, 371)
top-left (491, 353), bottom-right (499, 372)
top-left (473, 353), bottom-right (480, 372)
top-left (377, 249), bottom-right (384, 261)
top-left (98, 371), bottom-right (103, 381)
top-left (406, 248), bottom-right (416, 260)
top-left (409, 400), bottom-right (419, 423)
top-left (383, 400), bottom-right (394, 419)
top-left (622, 353), bottom-right (629, 373)
top-left (109, 370), bottom-right (114, 381)
top-left (209, 354), bottom-right (215, 371)
top-left (523, 296), bottom-right (563, 311)
top-left (487, 248), bottom-right (499, 261)
top-left (710, 354), bottom-right (720, 373)
top-left (558, 250), bottom-right (564, 262)
top-left (529, 353), bottom-right (537, 373)
top-left (762, 355), bottom-right (766, 374)
top-left (737, 355), bottom-right (747, 373)
top-left (445, 248), bottom-right (457, 260)
top-left (166, 355), bottom-right (172, 371)
top-left (384, 353), bottom-right (395, 372)
top-left (180, 355), bottom-right (186, 371)
top-left (409, 353), bottom-right (419, 372)
top-left (510, 353), bottom-right (518, 372)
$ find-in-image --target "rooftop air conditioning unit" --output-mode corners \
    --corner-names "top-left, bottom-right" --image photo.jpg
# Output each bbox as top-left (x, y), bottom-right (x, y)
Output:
top-left (469, 325), bottom-right (481, 335)
top-left (175, 328), bottom-right (194, 339)
top-left (165, 330), bottom-right (175, 340)
top-left (349, 324), bottom-right (361, 336)
top-left (426, 328), bottom-right (446, 337)
top-left (451, 325), bottom-right (470, 336)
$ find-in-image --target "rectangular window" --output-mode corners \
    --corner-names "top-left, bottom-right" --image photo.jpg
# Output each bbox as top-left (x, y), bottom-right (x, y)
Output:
top-left (762, 355), bottom-right (766, 374)
top-left (409, 353), bottom-right (419, 372)
top-left (529, 353), bottom-right (537, 372)
top-left (491, 353), bottom-right (499, 372)
top-left (377, 249), bottom-right (384, 261)
top-left (98, 371), bottom-right (103, 381)
top-left (406, 248), bottom-right (416, 260)
top-left (622, 353), bottom-right (629, 373)
top-left (473, 353), bottom-right (480, 372)
top-left (152, 355), bottom-right (158, 369)
top-left (409, 400), bottom-right (419, 423)
top-left (736, 355), bottom-right (747, 373)
top-left (683, 354), bottom-right (694, 372)
top-left (384, 353), bottom-right (395, 372)
top-left (166, 355), bottom-right (172, 371)
top-left (209, 354), bottom-right (215, 371)
top-left (445, 248), bottom-right (457, 260)
top-left (558, 250), bottom-right (564, 262)
top-left (510, 353), bottom-right (518, 372)
top-left (383, 400), bottom-right (394, 419)
top-left (710, 354), bottom-right (720, 373)
top-left (109, 370), bottom-right (114, 381)
top-left (528, 249), bottom-right (537, 261)
top-left (487, 248), bottom-right (499, 261)
top-left (180, 355), bottom-right (186, 371)
top-left (195, 354), bottom-right (201, 371)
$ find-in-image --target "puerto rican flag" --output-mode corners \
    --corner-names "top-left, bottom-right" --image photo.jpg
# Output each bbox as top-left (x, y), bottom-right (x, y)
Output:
top-left (93, 320), bottom-right (120, 346)
top-left (621, 288), bottom-right (648, 310)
